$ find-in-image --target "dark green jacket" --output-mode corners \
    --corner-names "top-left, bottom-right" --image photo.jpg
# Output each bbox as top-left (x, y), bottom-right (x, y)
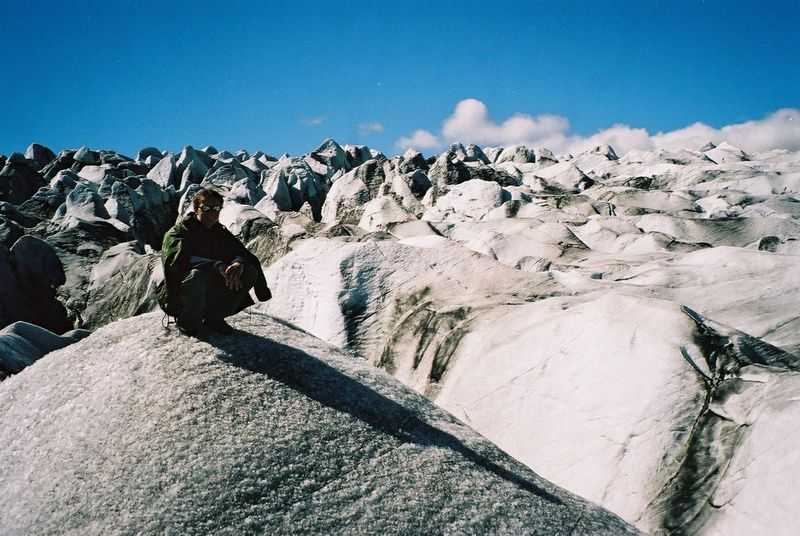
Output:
top-left (158, 213), bottom-right (270, 314)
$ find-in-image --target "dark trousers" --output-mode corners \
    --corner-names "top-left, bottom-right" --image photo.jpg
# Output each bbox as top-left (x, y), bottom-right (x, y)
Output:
top-left (177, 265), bottom-right (258, 331)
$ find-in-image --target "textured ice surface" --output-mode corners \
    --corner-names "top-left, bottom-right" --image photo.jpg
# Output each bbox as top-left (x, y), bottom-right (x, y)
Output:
top-left (263, 236), bottom-right (800, 534)
top-left (0, 311), bottom-right (640, 535)
top-left (5, 140), bottom-right (800, 535)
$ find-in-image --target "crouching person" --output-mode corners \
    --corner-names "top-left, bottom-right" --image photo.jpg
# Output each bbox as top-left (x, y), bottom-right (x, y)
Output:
top-left (158, 188), bottom-right (271, 336)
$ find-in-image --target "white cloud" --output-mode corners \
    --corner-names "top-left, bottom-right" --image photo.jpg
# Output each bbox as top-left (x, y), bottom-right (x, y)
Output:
top-left (358, 122), bottom-right (384, 136)
top-left (650, 122), bottom-right (720, 151)
top-left (394, 99), bottom-right (800, 157)
top-left (646, 109), bottom-right (800, 153)
top-left (719, 108), bottom-right (800, 152)
top-left (441, 98), bottom-right (570, 147)
top-left (395, 129), bottom-right (442, 151)
top-left (562, 125), bottom-right (655, 156)
top-left (299, 116), bottom-right (326, 126)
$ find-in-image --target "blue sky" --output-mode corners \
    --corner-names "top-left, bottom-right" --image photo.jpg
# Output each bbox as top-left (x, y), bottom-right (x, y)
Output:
top-left (1, 0), bottom-right (797, 158)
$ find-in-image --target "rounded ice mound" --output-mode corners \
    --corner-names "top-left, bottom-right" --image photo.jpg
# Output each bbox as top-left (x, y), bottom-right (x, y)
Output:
top-left (51, 182), bottom-right (111, 227)
top-left (423, 178), bottom-right (507, 221)
top-left (10, 234), bottom-right (65, 290)
top-left (0, 311), bottom-right (639, 535)
top-left (0, 321), bottom-right (89, 378)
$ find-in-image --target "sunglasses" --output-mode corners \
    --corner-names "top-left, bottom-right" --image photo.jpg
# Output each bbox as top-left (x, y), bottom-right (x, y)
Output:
top-left (199, 204), bottom-right (222, 213)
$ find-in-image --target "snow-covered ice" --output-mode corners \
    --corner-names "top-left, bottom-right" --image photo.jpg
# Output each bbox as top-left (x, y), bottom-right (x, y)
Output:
top-left (0, 311), bottom-right (638, 535)
top-left (2, 139), bottom-right (800, 534)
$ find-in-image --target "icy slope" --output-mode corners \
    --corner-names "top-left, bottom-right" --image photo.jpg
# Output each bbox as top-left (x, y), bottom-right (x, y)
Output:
top-left (261, 238), bottom-right (800, 534)
top-left (429, 293), bottom-right (800, 535)
top-left (0, 311), bottom-right (639, 535)
top-left (259, 237), bottom-right (565, 354)
top-left (602, 246), bottom-right (800, 352)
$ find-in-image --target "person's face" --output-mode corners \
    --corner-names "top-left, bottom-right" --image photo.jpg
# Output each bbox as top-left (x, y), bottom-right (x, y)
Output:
top-left (196, 199), bottom-right (222, 228)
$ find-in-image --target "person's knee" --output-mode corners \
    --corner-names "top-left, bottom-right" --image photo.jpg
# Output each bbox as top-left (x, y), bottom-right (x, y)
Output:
top-left (182, 268), bottom-right (210, 287)
top-left (240, 264), bottom-right (258, 290)
top-left (181, 269), bottom-right (212, 306)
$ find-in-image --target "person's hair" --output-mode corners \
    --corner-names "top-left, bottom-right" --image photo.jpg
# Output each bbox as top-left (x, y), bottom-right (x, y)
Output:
top-left (192, 188), bottom-right (224, 212)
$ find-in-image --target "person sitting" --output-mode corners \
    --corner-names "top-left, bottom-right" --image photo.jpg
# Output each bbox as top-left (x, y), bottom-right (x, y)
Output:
top-left (158, 188), bottom-right (270, 336)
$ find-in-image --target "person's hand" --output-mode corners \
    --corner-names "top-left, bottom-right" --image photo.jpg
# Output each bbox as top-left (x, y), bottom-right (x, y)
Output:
top-left (223, 262), bottom-right (244, 290)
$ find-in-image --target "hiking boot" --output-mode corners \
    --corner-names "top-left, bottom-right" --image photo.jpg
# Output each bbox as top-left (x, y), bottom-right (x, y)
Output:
top-left (205, 317), bottom-right (234, 336)
top-left (176, 321), bottom-right (199, 337)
